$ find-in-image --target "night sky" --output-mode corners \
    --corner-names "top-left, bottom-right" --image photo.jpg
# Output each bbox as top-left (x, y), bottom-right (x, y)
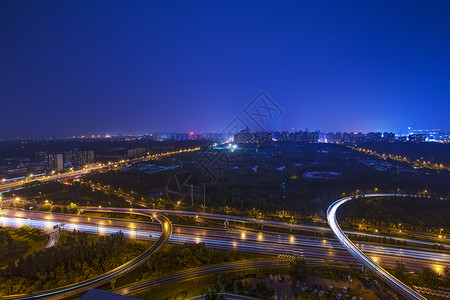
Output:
top-left (1, 1), bottom-right (450, 138)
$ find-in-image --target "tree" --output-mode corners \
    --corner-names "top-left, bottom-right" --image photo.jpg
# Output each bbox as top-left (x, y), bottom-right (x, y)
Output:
top-left (42, 203), bottom-right (51, 211)
top-left (233, 279), bottom-right (244, 294)
top-left (217, 273), bottom-right (233, 292)
top-left (393, 262), bottom-right (409, 283)
top-left (290, 259), bottom-right (309, 278)
top-left (205, 293), bottom-right (217, 300)
top-left (256, 282), bottom-right (275, 299)
top-left (178, 248), bottom-right (192, 267)
top-left (419, 267), bottom-right (441, 288)
top-left (444, 266), bottom-right (450, 288)
top-left (243, 280), bottom-right (253, 295)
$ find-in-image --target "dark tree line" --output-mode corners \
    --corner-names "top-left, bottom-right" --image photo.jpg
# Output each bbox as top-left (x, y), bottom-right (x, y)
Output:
top-left (345, 196), bottom-right (449, 232)
top-left (5, 181), bottom-right (129, 208)
top-left (393, 262), bottom-right (450, 289)
top-left (0, 231), bottom-right (145, 296)
top-left (146, 242), bottom-right (247, 275)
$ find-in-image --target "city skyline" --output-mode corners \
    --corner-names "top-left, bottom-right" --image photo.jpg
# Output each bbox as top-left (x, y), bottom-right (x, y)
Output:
top-left (0, 126), bottom-right (447, 141)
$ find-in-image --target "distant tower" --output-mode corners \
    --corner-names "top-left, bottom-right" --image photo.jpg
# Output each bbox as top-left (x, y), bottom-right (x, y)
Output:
top-left (407, 123), bottom-right (415, 135)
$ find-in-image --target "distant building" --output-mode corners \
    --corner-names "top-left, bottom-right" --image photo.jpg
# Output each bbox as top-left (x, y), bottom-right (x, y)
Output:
top-left (234, 128), bottom-right (252, 143)
top-left (383, 132), bottom-right (395, 143)
top-left (251, 132), bottom-right (260, 143)
top-left (65, 150), bottom-right (95, 166)
top-left (127, 147), bottom-right (146, 158)
top-left (303, 171), bottom-right (342, 181)
top-left (232, 130), bottom-right (400, 144)
top-left (262, 131), bottom-right (273, 142)
top-left (45, 153), bottom-right (64, 172)
top-left (366, 132), bottom-right (383, 142)
top-left (408, 134), bottom-right (426, 143)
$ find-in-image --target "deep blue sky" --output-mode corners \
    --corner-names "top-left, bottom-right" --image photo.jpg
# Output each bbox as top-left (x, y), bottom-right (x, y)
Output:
top-left (1, 1), bottom-right (450, 137)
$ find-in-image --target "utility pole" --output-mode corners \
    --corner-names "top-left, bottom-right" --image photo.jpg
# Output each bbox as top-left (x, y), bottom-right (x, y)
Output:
top-left (203, 184), bottom-right (206, 213)
top-left (191, 184), bottom-right (194, 206)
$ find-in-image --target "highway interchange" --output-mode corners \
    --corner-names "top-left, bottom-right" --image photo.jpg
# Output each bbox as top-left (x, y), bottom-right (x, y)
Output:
top-left (1, 209), bottom-right (448, 273)
top-left (0, 148), bottom-right (448, 299)
top-left (328, 194), bottom-right (429, 300)
top-left (1, 199), bottom-right (448, 300)
top-left (3, 212), bottom-right (172, 300)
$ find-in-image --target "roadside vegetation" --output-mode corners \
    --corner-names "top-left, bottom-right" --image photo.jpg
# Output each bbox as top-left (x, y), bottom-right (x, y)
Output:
top-left (5, 144), bottom-right (450, 230)
top-left (146, 242), bottom-right (252, 276)
top-left (131, 266), bottom-right (288, 300)
top-left (345, 196), bottom-right (449, 234)
top-left (392, 262), bottom-right (450, 290)
top-left (4, 181), bottom-right (129, 208)
top-left (0, 225), bottom-right (47, 267)
top-left (0, 230), bottom-right (146, 296)
top-left (131, 259), bottom-right (374, 300)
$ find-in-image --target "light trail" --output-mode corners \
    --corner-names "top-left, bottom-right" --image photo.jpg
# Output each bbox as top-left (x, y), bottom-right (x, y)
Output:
top-left (1, 214), bottom-right (447, 270)
top-left (328, 194), bottom-right (428, 300)
top-left (5, 212), bottom-right (172, 300)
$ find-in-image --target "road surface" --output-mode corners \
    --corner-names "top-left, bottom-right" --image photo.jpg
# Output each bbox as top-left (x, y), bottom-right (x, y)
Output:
top-left (6, 212), bottom-right (172, 300)
top-left (1, 210), bottom-right (447, 274)
top-left (114, 260), bottom-right (290, 296)
top-left (0, 147), bottom-right (200, 193)
top-left (328, 193), bottom-right (427, 300)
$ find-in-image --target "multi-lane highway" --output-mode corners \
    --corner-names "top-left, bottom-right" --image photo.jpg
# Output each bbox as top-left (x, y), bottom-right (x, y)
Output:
top-left (328, 194), bottom-right (428, 300)
top-left (0, 147), bottom-right (200, 193)
top-left (80, 204), bottom-right (450, 248)
top-left (1, 209), bottom-right (448, 274)
top-left (114, 260), bottom-right (291, 296)
top-left (1, 193), bottom-right (447, 299)
top-left (5, 213), bottom-right (172, 300)
top-left (43, 230), bottom-right (60, 248)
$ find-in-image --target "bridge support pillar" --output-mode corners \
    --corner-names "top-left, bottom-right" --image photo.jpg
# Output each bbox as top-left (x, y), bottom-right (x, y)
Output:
top-left (111, 278), bottom-right (116, 290)
top-left (361, 265), bottom-right (365, 273)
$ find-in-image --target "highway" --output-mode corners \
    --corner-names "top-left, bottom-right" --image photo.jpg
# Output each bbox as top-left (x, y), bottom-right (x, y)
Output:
top-left (328, 194), bottom-right (428, 300)
top-left (80, 205), bottom-right (450, 248)
top-left (1, 211), bottom-right (448, 273)
top-left (114, 260), bottom-right (290, 296)
top-left (0, 147), bottom-right (200, 193)
top-left (5, 208), bottom-right (448, 252)
top-left (43, 230), bottom-right (60, 248)
top-left (4, 213), bottom-right (172, 300)
top-left (1, 193), bottom-right (447, 299)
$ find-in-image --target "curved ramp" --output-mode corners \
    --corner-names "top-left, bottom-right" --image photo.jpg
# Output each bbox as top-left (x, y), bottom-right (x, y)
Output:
top-left (6, 213), bottom-right (172, 300)
top-left (327, 194), bottom-right (426, 300)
